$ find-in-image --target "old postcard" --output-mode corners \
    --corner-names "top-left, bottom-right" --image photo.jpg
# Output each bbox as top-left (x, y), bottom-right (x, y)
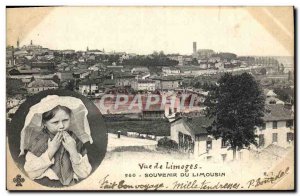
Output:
top-left (6, 6), bottom-right (295, 191)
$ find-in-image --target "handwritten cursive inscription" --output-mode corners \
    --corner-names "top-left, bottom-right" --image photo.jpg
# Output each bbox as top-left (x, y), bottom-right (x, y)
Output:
top-left (99, 175), bottom-right (164, 190)
top-left (246, 167), bottom-right (290, 189)
top-left (173, 180), bottom-right (240, 190)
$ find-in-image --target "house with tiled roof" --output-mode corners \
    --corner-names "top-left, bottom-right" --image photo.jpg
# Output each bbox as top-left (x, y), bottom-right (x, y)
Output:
top-left (131, 67), bottom-right (149, 74)
top-left (27, 79), bottom-right (58, 94)
top-left (170, 116), bottom-right (251, 162)
top-left (162, 67), bottom-right (181, 76)
top-left (256, 104), bottom-right (294, 149)
top-left (170, 102), bottom-right (294, 162)
top-left (264, 89), bottom-right (285, 105)
top-left (78, 78), bottom-right (100, 95)
top-left (152, 76), bottom-right (183, 90)
top-left (132, 79), bottom-right (156, 91)
top-left (115, 72), bottom-right (136, 87)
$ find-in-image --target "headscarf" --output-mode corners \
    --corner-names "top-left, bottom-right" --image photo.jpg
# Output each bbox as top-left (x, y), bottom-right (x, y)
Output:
top-left (19, 95), bottom-right (93, 156)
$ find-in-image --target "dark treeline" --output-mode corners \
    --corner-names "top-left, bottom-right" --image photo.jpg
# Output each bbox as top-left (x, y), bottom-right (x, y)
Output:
top-left (122, 53), bottom-right (178, 67)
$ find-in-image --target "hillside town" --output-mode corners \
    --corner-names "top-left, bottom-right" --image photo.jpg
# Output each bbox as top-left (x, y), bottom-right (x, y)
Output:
top-left (6, 40), bottom-right (294, 162)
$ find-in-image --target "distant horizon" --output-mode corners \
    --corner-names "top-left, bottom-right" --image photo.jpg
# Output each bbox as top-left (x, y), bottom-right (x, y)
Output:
top-left (7, 7), bottom-right (293, 57)
top-left (7, 41), bottom-right (293, 58)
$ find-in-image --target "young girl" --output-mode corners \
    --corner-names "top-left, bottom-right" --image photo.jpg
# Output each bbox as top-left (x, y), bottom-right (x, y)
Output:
top-left (20, 95), bottom-right (93, 187)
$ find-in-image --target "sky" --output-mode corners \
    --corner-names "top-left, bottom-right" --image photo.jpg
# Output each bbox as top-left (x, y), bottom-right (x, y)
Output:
top-left (7, 7), bottom-right (294, 56)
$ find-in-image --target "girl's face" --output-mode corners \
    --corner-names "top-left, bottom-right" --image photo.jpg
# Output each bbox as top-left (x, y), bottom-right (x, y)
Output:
top-left (44, 109), bottom-right (71, 134)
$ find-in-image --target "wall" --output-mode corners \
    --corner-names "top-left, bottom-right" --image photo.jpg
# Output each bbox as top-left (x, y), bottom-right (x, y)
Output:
top-left (170, 119), bottom-right (194, 143)
top-left (161, 81), bottom-right (179, 90)
top-left (257, 120), bottom-right (294, 148)
top-left (79, 84), bottom-right (98, 94)
top-left (28, 86), bottom-right (57, 93)
top-left (195, 137), bottom-right (250, 162)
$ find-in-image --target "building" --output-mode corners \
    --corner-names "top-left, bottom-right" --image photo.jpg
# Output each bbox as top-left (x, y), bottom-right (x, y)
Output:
top-left (153, 76), bottom-right (182, 90)
top-left (162, 67), bottom-right (181, 76)
top-left (21, 40), bottom-right (42, 50)
top-left (131, 67), bottom-right (149, 74)
top-left (88, 64), bottom-right (100, 71)
top-left (170, 116), bottom-right (250, 161)
top-left (170, 103), bottom-right (294, 161)
top-left (86, 49), bottom-right (104, 55)
top-left (196, 49), bottom-right (215, 59)
top-left (8, 68), bottom-right (52, 78)
top-left (56, 72), bottom-right (74, 82)
top-left (264, 89), bottom-right (285, 105)
top-left (14, 50), bottom-right (29, 58)
top-left (256, 104), bottom-right (294, 149)
top-left (61, 50), bottom-right (76, 55)
top-left (31, 61), bottom-right (55, 71)
top-left (73, 70), bottom-right (90, 79)
top-left (27, 79), bottom-right (58, 94)
top-left (7, 97), bottom-right (24, 109)
top-left (78, 79), bottom-right (99, 95)
top-left (132, 79), bottom-right (156, 91)
top-left (199, 63), bottom-right (208, 69)
top-left (115, 74), bottom-right (136, 87)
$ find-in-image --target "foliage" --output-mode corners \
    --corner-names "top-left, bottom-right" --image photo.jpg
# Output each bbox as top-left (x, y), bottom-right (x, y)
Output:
top-left (122, 52), bottom-right (178, 67)
top-left (52, 75), bottom-right (61, 84)
top-left (64, 79), bottom-right (76, 91)
top-left (274, 87), bottom-right (294, 104)
top-left (204, 72), bottom-right (265, 159)
top-left (259, 68), bottom-right (267, 75)
top-left (157, 137), bottom-right (178, 150)
top-left (211, 52), bottom-right (237, 60)
top-left (7, 78), bottom-right (27, 96)
top-left (191, 58), bottom-right (198, 65)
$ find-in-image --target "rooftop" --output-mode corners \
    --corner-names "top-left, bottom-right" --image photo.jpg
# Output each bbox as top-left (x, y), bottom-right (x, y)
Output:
top-left (137, 79), bottom-right (155, 83)
top-left (182, 116), bottom-right (213, 135)
top-left (263, 104), bottom-right (293, 122)
top-left (151, 76), bottom-right (183, 81)
top-left (172, 116), bottom-right (213, 135)
top-left (28, 79), bottom-right (58, 88)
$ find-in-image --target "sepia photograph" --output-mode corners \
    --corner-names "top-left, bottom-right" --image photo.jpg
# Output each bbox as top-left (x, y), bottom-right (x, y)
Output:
top-left (7, 90), bottom-right (107, 188)
top-left (6, 6), bottom-right (295, 191)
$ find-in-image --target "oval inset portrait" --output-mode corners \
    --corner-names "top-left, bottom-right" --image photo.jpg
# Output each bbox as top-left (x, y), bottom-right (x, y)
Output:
top-left (7, 89), bottom-right (107, 187)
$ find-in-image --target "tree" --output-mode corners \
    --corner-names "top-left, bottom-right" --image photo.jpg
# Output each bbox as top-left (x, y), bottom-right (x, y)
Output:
top-left (157, 137), bottom-right (178, 150)
top-left (260, 68), bottom-right (267, 75)
top-left (7, 78), bottom-right (27, 97)
top-left (204, 73), bottom-right (265, 160)
top-left (191, 58), bottom-right (198, 66)
top-left (52, 75), bottom-right (60, 84)
top-left (65, 79), bottom-right (75, 91)
top-left (30, 76), bottom-right (35, 82)
top-left (274, 87), bottom-right (294, 104)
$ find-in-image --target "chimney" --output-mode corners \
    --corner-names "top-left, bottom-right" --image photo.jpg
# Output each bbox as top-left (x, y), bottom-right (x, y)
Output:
top-left (193, 42), bottom-right (197, 55)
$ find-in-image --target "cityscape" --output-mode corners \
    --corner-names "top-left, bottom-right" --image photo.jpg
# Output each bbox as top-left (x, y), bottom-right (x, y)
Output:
top-left (6, 39), bottom-right (294, 163)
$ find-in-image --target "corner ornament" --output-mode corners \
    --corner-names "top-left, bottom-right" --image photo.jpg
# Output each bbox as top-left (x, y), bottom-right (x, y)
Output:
top-left (13, 174), bottom-right (25, 186)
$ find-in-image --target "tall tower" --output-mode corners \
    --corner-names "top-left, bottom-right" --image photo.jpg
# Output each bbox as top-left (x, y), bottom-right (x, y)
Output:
top-left (87, 46), bottom-right (89, 51)
top-left (17, 37), bottom-right (20, 49)
top-left (30, 40), bottom-right (33, 45)
top-left (193, 42), bottom-right (197, 55)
